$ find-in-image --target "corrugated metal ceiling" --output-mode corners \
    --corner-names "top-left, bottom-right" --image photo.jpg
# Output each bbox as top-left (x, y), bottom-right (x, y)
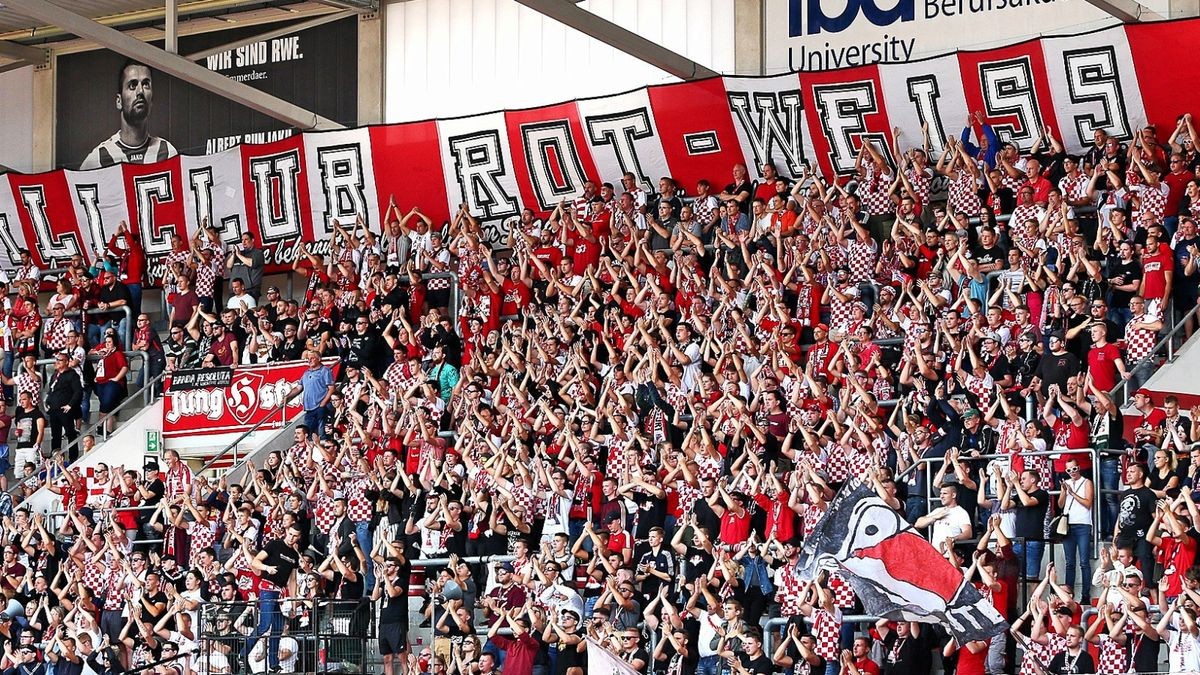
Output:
top-left (0, 0), bottom-right (359, 42)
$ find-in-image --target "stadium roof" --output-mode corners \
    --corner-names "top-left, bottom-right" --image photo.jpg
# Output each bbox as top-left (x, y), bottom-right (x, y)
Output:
top-left (0, 0), bottom-right (371, 46)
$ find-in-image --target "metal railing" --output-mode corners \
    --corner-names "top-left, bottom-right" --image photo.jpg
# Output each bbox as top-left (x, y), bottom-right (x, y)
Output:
top-left (1108, 301), bottom-right (1200, 408)
top-left (4, 350), bottom-right (159, 497)
top-left (196, 387), bottom-right (299, 478)
top-left (907, 447), bottom-right (1104, 563)
top-left (197, 599), bottom-right (375, 674)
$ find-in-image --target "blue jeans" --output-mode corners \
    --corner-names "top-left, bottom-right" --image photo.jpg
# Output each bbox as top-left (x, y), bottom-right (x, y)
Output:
top-left (88, 318), bottom-right (128, 348)
top-left (1062, 524), bottom-right (1092, 600)
top-left (127, 283), bottom-right (142, 319)
top-left (1012, 540), bottom-right (1045, 580)
top-left (241, 589), bottom-right (283, 668)
top-left (698, 655), bottom-right (721, 675)
top-left (304, 407), bottom-right (329, 440)
top-left (1128, 359), bottom-right (1155, 394)
top-left (905, 495), bottom-right (928, 524)
top-left (570, 518), bottom-right (594, 555)
top-left (1100, 459), bottom-right (1120, 536)
top-left (1108, 307), bottom-right (1133, 330)
top-left (1, 351), bottom-right (11, 403)
top-left (355, 520), bottom-right (374, 588)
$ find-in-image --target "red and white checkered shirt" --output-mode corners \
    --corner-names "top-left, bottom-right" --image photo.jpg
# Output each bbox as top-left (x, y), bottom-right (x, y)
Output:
top-left (187, 519), bottom-right (216, 569)
top-left (1133, 181), bottom-right (1169, 222)
top-left (41, 316), bottom-right (73, 353)
top-left (846, 238), bottom-right (878, 283)
top-left (948, 169), bottom-right (982, 216)
top-left (82, 552), bottom-right (111, 602)
top-left (906, 167), bottom-right (932, 206)
top-left (774, 562), bottom-right (806, 617)
top-left (164, 462), bottom-right (194, 503)
top-left (859, 165), bottom-right (895, 216)
top-left (828, 285), bottom-right (859, 334)
top-left (13, 370), bottom-right (40, 404)
top-left (1019, 632), bottom-right (1065, 675)
top-left (1096, 633), bottom-right (1127, 674)
top-left (345, 473), bottom-right (374, 523)
top-left (800, 502), bottom-right (827, 539)
top-left (104, 570), bottom-right (134, 611)
top-left (825, 444), bottom-right (851, 484)
top-left (1125, 306), bottom-right (1161, 365)
top-left (812, 607), bottom-right (843, 661)
top-left (1059, 173), bottom-right (1089, 204)
top-left (195, 256), bottom-right (220, 299)
top-left (1010, 203), bottom-right (1045, 231)
top-left (829, 571), bottom-right (857, 609)
top-left (966, 372), bottom-right (995, 411)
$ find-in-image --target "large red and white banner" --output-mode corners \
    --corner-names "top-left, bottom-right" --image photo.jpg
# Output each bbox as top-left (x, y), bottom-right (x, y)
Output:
top-left (162, 359), bottom-right (338, 437)
top-left (3, 20), bottom-right (1197, 282)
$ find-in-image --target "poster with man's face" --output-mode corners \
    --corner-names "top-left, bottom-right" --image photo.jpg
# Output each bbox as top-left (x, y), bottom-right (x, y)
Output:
top-left (56, 16), bottom-right (358, 170)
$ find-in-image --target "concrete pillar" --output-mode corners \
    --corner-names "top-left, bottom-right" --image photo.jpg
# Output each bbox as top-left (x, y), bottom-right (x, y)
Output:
top-left (1169, 0), bottom-right (1200, 17)
top-left (357, 11), bottom-right (384, 125)
top-left (734, 0), bottom-right (764, 76)
top-left (30, 59), bottom-right (54, 172)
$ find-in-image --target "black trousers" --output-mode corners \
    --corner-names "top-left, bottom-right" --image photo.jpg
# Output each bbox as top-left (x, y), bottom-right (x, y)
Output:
top-left (47, 407), bottom-right (79, 460)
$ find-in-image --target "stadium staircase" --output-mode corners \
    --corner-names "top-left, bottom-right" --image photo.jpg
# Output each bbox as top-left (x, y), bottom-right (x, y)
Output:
top-left (1118, 304), bottom-right (1200, 438)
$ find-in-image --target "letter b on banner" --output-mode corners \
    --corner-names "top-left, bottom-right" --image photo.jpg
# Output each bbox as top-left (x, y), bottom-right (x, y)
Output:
top-left (798, 0), bottom-right (914, 35)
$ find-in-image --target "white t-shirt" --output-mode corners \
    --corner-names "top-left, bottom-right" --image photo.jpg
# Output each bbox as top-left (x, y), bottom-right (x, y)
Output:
top-left (930, 505), bottom-right (971, 552)
top-left (1168, 619), bottom-right (1200, 674)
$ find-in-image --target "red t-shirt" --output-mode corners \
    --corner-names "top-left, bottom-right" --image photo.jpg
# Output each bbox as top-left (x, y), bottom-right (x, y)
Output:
top-left (1086, 342), bottom-right (1124, 392)
top-left (719, 509), bottom-right (751, 546)
top-left (500, 278), bottom-right (532, 317)
top-left (1141, 243), bottom-right (1173, 303)
top-left (1164, 169), bottom-right (1195, 215)
top-left (854, 657), bottom-right (882, 675)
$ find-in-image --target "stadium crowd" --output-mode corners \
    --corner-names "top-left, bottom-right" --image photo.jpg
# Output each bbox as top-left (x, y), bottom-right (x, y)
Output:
top-left (1, 113), bottom-right (1200, 675)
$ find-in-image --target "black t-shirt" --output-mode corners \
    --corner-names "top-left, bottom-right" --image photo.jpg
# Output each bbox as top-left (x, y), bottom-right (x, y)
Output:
top-left (347, 331), bottom-right (382, 375)
top-left (1106, 259), bottom-right (1142, 309)
top-left (1116, 486), bottom-right (1157, 547)
top-left (260, 538), bottom-right (300, 589)
top-left (95, 282), bottom-right (133, 321)
top-left (1047, 648), bottom-right (1095, 674)
top-left (784, 643), bottom-right (826, 675)
top-left (13, 407), bottom-right (42, 450)
top-left (973, 244), bottom-right (1007, 270)
top-left (1128, 634), bottom-right (1161, 674)
top-left (738, 652), bottom-right (774, 674)
top-left (1036, 351), bottom-right (1080, 395)
top-left (139, 590), bottom-right (167, 625)
top-left (378, 563), bottom-right (409, 626)
top-left (680, 545), bottom-right (714, 586)
top-left (630, 492), bottom-right (666, 539)
top-left (724, 180), bottom-right (753, 214)
top-left (882, 630), bottom-right (933, 675)
top-left (1014, 489), bottom-right (1050, 540)
top-left (273, 338), bottom-right (305, 362)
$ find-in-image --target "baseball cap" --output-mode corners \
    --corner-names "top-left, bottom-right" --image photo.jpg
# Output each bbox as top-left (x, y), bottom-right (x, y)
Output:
top-left (1134, 388), bottom-right (1152, 398)
top-left (497, 562), bottom-right (515, 573)
top-left (815, 323), bottom-right (829, 332)
top-left (962, 408), bottom-right (981, 419)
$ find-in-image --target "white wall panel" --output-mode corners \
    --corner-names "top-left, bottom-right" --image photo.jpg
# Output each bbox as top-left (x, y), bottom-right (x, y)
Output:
top-left (384, 0), bottom-right (736, 122)
top-left (0, 66), bottom-right (35, 173)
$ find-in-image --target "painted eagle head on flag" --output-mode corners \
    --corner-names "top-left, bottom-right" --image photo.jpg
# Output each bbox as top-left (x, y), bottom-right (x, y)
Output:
top-left (797, 479), bottom-right (1008, 644)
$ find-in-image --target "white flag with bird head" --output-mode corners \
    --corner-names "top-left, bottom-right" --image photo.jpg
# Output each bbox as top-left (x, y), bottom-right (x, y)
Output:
top-left (586, 638), bottom-right (640, 675)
